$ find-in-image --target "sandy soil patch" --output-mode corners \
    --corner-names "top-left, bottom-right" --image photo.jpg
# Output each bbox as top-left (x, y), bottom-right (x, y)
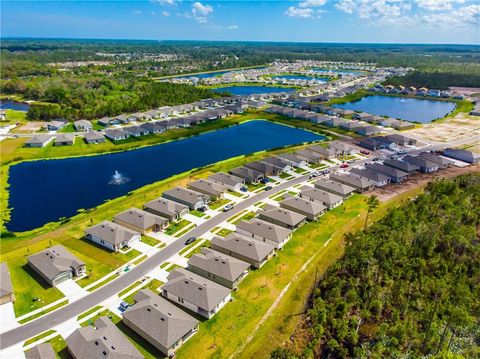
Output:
top-left (13, 121), bottom-right (46, 133)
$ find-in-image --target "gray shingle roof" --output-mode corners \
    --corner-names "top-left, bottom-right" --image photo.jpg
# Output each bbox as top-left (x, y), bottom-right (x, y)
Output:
top-left (163, 187), bottom-right (209, 207)
top-left (257, 207), bottom-right (306, 227)
top-left (114, 208), bottom-right (168, 230)
top-left (66, 316), bottom-right (143, 359)
top-left (25, 343), bottom-right (56, 359)
top-left (330, 173), bottom-right (375, 190)
top-left (350, 168), bottom-right (390, 183)
top-left (210, 233), bottom-right (274, 262)
top-left (84, 131), bottom-right (104, 141)
top-left (208, 172), bottom-right (244, 187)
top-left (144, 197), bottom-right (188, 218)
top-left (279, 196), bottom-right (326, 216)
top-left (188, 179), bottom-right (226, 197)
top-left (313, 179), bottom-right (356, 196)
top-left (299, 186), bottom-right (343, 206)
top-left (123, 289), bottom-right (198, 350)
top-left (236, 219), bottom-right (292, 244)
top-left (85, 220), bottom-right (139, 246)
top-left (188, 248), bottom-right (250, 282)
top-left (163, 268), bottom-right (231, 312)
top-left (0, 262), bottom-right (13, 298)
top-left (28, 245), bottom-right (85, 282)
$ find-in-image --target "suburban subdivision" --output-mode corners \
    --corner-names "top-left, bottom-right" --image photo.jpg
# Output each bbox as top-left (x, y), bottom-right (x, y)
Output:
top-left (1, 14), bottom-right (479, 359)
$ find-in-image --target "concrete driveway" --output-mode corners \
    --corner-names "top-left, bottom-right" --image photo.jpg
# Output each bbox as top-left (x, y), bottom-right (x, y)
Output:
top-left (56, 280), bottom-right (88, 303)
top-left (0, 303), bottom-right (18, 333)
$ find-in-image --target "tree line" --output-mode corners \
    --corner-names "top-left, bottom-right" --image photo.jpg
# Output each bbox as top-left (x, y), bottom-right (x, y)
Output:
top-left (271, 175), bottom-right (480, 358)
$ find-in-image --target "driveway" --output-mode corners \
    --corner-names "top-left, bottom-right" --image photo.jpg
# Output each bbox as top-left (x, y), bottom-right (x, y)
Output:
top-left (0, 303), bottom-right (18, 333)
top-left (55, 280), bottom-right (88, 303)
top-left (129, 241), bottom-right (158, 257)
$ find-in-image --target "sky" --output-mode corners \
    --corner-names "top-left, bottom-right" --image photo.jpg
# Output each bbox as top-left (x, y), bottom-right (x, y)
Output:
top-left (1, 0), bottom-right (479, 44)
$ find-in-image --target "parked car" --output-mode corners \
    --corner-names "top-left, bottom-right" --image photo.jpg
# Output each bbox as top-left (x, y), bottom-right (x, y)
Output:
top-left (185, 237), bottom-right (196, 245)
top-left (260, 178), bottom-right (270, 184)
top-left (265, 186), bottom-right (273, 191)
top-left (198, 206), bottom-right (208, 212)
top-left (340, 163), bottom-right (349, 168)
top-left (240, 186), bottom-right (248, 192)
top-left (119, 301), bottom-right (130, 312)
top-left (360, 150), bottom-right (370, 155)
top-left (223, 204), bottom-right (234, 212)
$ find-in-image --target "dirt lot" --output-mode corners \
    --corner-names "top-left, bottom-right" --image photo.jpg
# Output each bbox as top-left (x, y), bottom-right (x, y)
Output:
top-left (371, 163), bottom-right (480, 202)
top-left (12, 121), bottom-right (46, 133)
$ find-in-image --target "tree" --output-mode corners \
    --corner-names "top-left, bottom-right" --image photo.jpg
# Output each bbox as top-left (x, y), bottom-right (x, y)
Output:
top-left (364, 195), bottom-right (380, 230)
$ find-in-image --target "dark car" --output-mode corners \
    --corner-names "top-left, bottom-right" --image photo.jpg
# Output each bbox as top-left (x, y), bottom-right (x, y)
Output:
top-left (265, 186), bottom-right (273, 191)
top-left (260, 178), bottom-right (269, 184)
top-left (185, 237), bottom-right (196, 245)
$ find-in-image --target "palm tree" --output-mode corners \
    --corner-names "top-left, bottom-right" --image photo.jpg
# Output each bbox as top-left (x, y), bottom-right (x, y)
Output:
top-left (364, 195), bottom-right (380, 230)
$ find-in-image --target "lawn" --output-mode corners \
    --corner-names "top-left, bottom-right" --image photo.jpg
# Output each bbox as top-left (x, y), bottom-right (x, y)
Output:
top-left (184, 240), bottom-right (211, 258)
top-left (178, 238), bottom-right (202, 256)
top-left (190, 210), bottom-right (207, 218)
top-left (80, 309), bottom-right (121, 327)
top-left (209, 198), bottom-right (232, 210)
top-left (122, 278), bottom-right (164, 305)
top-left (165, 264), bottom-right (183, 272)
top-left (19, 299), bottom-right (68, 324)
top-left (86, 273), bottom-right (120, 292)
top-left (77, 305), bottom-right (103, 321)
top-left (165, 219), bottom-right (192, 236)
top-left (247, 182), bottom-right (265, 191)
top-left (215, 228), bottom-right (234, 237)
top-left (24, 329), bottom-right (56, 347)
top-left (231, 211), bottom-right (256, 225)
top-left (140, 236), bottom-right (161, 247)
top-left (279, 172), bottom-right (294, 180)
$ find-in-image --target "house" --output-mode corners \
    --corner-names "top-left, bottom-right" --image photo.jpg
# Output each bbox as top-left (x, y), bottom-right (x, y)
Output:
top-left (236, 219), bottom-right (292, 249)
top-left (277, 153), bottom-right (308, 167)
top-left (85, 220), bottom-right (141, 252)
top-left (261, 157), bottom-right (293, 172)
top-left (229, 166), bottom-right (264, 184)
top-left (124, 125), bottom-right (149, 137)
top-left (24, 135), bottom-right (54, 148)
top-left (353, 112), bottom-right (372, 121)
top-left (97, 117), bottom-right (113, 126)
top-left (46, 119), bottom-right (67, 131)
top-left (299, 186), bottom-right (343, 209)
top-left (392, 121), bottom-right (415, 130)
top-left (0, 263), bottom-right (14, 304)
top-left (358, 137), bottom-right (383, 151)
top-left (384, 134), bottom-right (417, 146)
top-left (113, 207), bottom-right (168, 235)
top-left (418, 153), bottom-right (455, 169)
top-left (324, 117), bottom-right (348, 127)
top-left (140, 122), bottom-right (165, 134)
top-left (257, 206), bottom-right (307, 230)
top-left (84, 131), bottom-right (105, 144)
top-left (313, 179), bottom-right (356, 198)
top-left (208, 172), bottom-right (244, 192)
top-left (162, 268), bottom-right (232, 319)
top-left (188, 248), bottom-right (250, 289)
top-left (365, 163), bottom-right (409, 183)
top-left (294, 149), bottom-right (323, 164)
top-left (308, 145), bottom-right (336, 159)
top-left (328, 141), bottom-right (356, 155)
top-left (66, 317), bottom-right (143, 359)
top-left (122, 289), bottom-right (199, 357)
top-left (73, 120), bottom-right (92, 132)
top-left (383, 159), bottom-right (420, 173)
top-left (310, 114), bottom-right (332, 124)
top-left (356, 125), bottom-right (381, 136)
top-left (144, 197), bottom-right (189, 221)
top-left (28, 245), bottom-right (86, 287)
top-left (330, 173), bottom-right (375, 193)
top-left (188, 179), bottom-right (226, 201)
top-left (339, 121), bottom-right (363, 131)
top-left (443, 148), bottom-right (480, 164)
top-left (54, 134), bottom-right (75, 146)
top-left (104, 128), bottom-right (128, 141)
top-left (163, 187), bottom-right (210, 210)
top-left (350, 168), bottom-right (390, 187)
top-left (279, 196), bottom-right (326, 221)
top-left (25, 343), bottom-right (56, 359)
top-left (210, 233), bottom-right (275, 269)
top-left (114, 114), bottom-right (130, 124)
top-left (244, 161), bottom-right (281, 177)
top-left (403, 155), bottom-right (438, 173)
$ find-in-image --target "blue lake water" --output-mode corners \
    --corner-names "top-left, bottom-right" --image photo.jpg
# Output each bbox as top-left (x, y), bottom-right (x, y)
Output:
top-left (337, 95), bottom-right (456, 123)
top-left (0, 100), bottom-right (30, 112)
top-left (214, 86), bottom-right (296, 96)
top-left (312, 68), bottom-right (366, 75)
top-left (7, 120), bottom-right (324, 232)
top-left (272, 75), bottom-right (328, 82)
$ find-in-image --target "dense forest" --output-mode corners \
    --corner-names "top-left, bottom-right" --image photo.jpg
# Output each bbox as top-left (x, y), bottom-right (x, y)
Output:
top-left (272, 176), bottom-right (480, 358)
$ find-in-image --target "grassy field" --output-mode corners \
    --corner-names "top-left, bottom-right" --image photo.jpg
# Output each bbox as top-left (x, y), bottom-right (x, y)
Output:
top-left (216, 228), bottom-right (234, 237)
top-left (140, 236), bottom-right (161, 247)
top-left (18, 299), bottom-right (68, 324)
top-left (209, 198), bottom-right (231, 210)
top-left (164, 219), bottom-right (192, 236)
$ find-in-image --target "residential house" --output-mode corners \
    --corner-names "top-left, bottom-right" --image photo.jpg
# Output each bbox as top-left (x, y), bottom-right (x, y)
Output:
top-left (54, 134), bottom-right (75, 146)
top-left (277, 153), bottom-right (308, 167)
top-left (124, 126), bottom-right (149, 137)
top-left (46, 119), bottom-right (67, 131)
top-left (308, 145), bottom-right (336, 159)
top-left (144, 197), bottom-right (189, 221)
top-left (356, 125), bottom-right (381, 136)
top-left (365, 163), bottom-right (408, 183)
top-left (350, 168), bottom-right (390, 187)
top-left (313, 179), bottom-right (356, 198)
top-left (208, 172), bottom-right (244, 192)
top-left (403, 155), bottom-right (438, 173)
top-left (122, 289), bottom-right (199, 357)
top-left (140, 122), bottom-right (165, 134)
top-left (244, 161), bottom-right (281, 177)
top-left (279, 195), bottom-right (326, 221)
top-left (162, 187), bottom-right (210, 210)
top-left (0, 263), bottom-right (14, 304)
top-left (84, 131), bottom-right (105, 144)
top-left (24, 135), bottom-right (54, 148)
top-left (443, 148), bottom-right (480, 164)
top-left (328, 141), bottom-right (356, 155)
top-left (383, 159), bottom-right (420, 173)
top-left (25, 343), bottom-right (56, 359)
top-left (257, 206), bottom-right (307, 230)
top-left (114, 114), bottom-right (130, 124)
top-left (294, 149), bottom-right (323, 164)
top-left (418, 153), bottom-right (455, 169)
top-left (66, 317), bottom-right (143, 359)
top-left (85, 220), bottom-right (141, 252)
top-left (162, 268), bottom-right (232, 319)
top-left (353, 112), bottom-right (372, 121)
top-left (187, 248), bottom-right (250, 289)
top-left (73, 120), bottom-right (92, 132)
top-left (113, 207), bottom-right (168, 235)
top-left (324, 117), bottom-right (348, 127)
top-left (358, 137), bottom-right (383, 151)
top-left (261, 157), bottom-right (293, 173)
top-left (104, 129), bottom-right (128, 141)
top-left (210, 233), bottom-right (275, 269)
top-left (188, 179), bottom-right (226, 201)
top-left (299, 186), bottom-right (343, 209)
top-left (330, 173), bottom-right (375, 193)
top-left (384, 134), bottom-right (417, 146)
top-left (339, 121), bottom-right (363, 131)
top-left (229, 166), bottom-right (264, 184)
top-left (97, 117), bottom-right (112, 126)
top-left (28, 245), bottom-right (86, 287)
top-left (236, 219), bottom-right (292, 249)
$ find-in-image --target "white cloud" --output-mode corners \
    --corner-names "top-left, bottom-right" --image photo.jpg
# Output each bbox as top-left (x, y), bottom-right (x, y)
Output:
top-left (191, 2), bottom-right (213, 22)
top-left (162, 11), bottom-right (170, 16)
top-left (416, 0), bottom-right (465, 11)
top-left (421, 4), bottom-right (480, 26)
top-left (299, 0), bottom-right (327, 8)
top-left (285, 6), bottom-right (314, 18)
top-left (335, 0), bottom-right (411, 19)
top-left (152, 0), bottom-right (177, 5)
top-left (228, 24), bottom-right (239, 29)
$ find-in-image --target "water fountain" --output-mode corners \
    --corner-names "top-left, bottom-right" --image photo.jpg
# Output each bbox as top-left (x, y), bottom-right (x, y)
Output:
top-left (108, 170), bottom-right (129, 185)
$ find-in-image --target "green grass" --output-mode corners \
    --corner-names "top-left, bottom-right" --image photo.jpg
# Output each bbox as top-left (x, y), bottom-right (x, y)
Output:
top-left (185, 240), bottom-right (210, 259)
top-left (116, 321), bottom-right (166, 359)
top-left (132, 255), bottom-right (147, 265)
top-left (279, 172), bottom-right (294, 180)
top-left (119, 280), bottom-right (143, 298)
top-left (77, 305), bottom-right (103, 321)
top-left (19, 299), bottom-right (68, 324)
top-left (209, 198), bottom-right (232, 210)
top-left (80, 309), bottom-right (121, 327)
top-left (58, 123), bottom-right (76, 133)
top-left (165, 264), bottom-right (183, 272)
top-left (216, 228), bottom-right (234, 237)
top-left (247, 182), bottom-right (265, 191)
top-left (46, 335), bottom-right (70, 359)
top-left (24, 329), bottom-right (56, 346)
top-left (227, 189), bottom-right (244, 198)
top-left (140, 236), bottom-right (161, 247)
top-left (174, 224), bottom-right (196, 238)
top-left (294, 167), bottom-right (307, 174)
top-left (122, 278), bottom-right (164, 305)
top-left (190, 210), bottom-right (207, 218)
top-left (231, 211), bottom-right (256, 225)
top-left (160, 261), bottom-right (171, 269)
top-left (86, 273), bottom-right (120, 292)
top-left (178, 238), bottom-right (201, 256)
top-left (165, 219), bottom-right (192, 236)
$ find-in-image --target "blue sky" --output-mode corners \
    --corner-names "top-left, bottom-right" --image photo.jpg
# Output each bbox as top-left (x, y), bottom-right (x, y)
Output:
top-left (1, 1), bottom-right (479, 44)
